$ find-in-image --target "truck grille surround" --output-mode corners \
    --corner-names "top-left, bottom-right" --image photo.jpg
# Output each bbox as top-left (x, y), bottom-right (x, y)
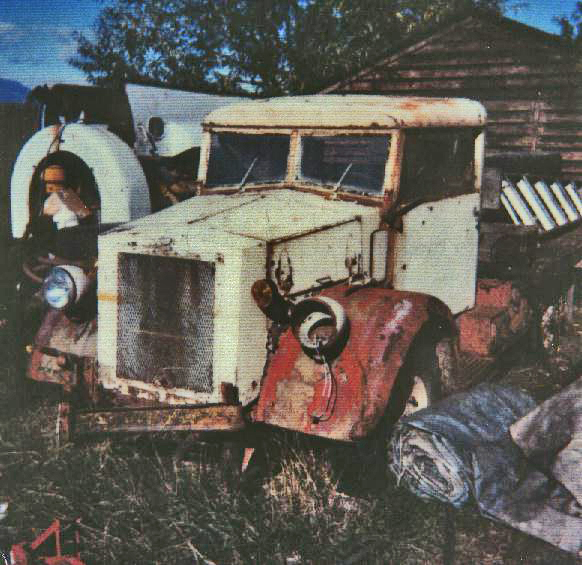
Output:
top-left (117, 253), bottom-right (215, 393)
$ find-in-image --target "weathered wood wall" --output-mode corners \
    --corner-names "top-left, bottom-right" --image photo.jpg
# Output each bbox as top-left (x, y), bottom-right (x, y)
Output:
top-left (324, 15), bottom-right (582, 181)
top-left (0, 102), bottom-right (39, 242)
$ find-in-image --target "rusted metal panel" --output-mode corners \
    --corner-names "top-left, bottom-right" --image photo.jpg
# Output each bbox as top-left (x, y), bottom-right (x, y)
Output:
top-left (458, 279), bottom-right (531, 357)
top-left (28, 310), bottom-right (96, 386)
top-left (254, 284), bottom-right (453, 441)
top-left (29, 349), bottom-right (77, 387)
top-left (73, 404), bottom-right (244, 435)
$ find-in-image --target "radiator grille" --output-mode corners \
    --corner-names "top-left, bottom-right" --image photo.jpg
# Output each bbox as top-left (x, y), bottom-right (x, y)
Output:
top-left (117, 253), bottom-right (215, 393)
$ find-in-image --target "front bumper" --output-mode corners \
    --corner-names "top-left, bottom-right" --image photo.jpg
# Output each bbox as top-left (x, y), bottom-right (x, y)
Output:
top-left (61, 403), bottom-right (245, 440)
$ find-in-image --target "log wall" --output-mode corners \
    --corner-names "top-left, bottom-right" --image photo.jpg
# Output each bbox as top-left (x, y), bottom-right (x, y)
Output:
top-left (324, 15), bottom-right (582, 181)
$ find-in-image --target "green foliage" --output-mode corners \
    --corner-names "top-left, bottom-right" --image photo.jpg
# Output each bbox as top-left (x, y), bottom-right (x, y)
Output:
top-left (71, 0), bottom-right (230, 92)
top-left (557, 2), bottom-right (582, 47)
top-left (70, 0), bottom-right (506, 95)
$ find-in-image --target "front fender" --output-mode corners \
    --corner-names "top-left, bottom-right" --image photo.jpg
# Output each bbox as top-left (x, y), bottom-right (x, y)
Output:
top-left (11, 124), bottom-right (151, 238)
top-left (254, 284), bottom-right (453, 441)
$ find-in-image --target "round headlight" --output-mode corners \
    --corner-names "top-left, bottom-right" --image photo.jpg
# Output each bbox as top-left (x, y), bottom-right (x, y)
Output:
top-left (43, 267), bottom-right (76, 309)
top-left (42, 265), bottom-right (90, 310)
top-left (291, 296), bottom-right (349, 361)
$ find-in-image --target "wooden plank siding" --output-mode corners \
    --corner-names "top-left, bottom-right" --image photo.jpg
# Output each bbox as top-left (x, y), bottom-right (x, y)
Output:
top-left (323, 14), bottom-right (582, 182)
top-left (0, 102), bottom-right (39, 241)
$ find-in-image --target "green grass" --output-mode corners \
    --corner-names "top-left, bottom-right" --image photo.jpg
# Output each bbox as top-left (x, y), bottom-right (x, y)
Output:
top-left (0, 365), bottom-right (577, 565)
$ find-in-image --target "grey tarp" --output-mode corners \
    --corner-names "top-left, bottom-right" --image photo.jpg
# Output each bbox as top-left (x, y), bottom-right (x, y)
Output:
top-left (511, 376), bottom-right (582, 507)
top-left (390, 383), bottom-right (582, 554)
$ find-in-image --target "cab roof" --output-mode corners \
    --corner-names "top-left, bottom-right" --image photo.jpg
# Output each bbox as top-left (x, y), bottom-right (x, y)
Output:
top-left (203, 95), bottom-right (486, 130)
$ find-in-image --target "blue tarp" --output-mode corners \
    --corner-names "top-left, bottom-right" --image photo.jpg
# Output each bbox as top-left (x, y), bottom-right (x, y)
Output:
top-left (390, 383), bottom-right (582, 554)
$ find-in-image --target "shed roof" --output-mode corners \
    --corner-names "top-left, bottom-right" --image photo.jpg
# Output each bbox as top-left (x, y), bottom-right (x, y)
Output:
top-left (322, 13), bottom-right (567, 95)
top-left (204, 95), bottom-right (486, 129)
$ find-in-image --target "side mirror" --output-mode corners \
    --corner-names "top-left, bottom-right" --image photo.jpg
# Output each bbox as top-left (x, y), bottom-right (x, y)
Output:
top-left (370, 229), bottom-right (389, 283)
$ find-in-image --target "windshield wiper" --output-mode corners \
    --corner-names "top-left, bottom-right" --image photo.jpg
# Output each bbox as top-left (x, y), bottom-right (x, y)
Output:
top-left (238, 157), bottom-right (259, 192)
top-left (333, 163), bottom-right (353, 192)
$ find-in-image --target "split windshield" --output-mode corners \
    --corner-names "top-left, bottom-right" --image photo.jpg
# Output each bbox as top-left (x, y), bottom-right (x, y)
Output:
top-left (300, 135), bottom-right (390, 194)
top-left (205, 131), bottom-right (391, 195)
top-left (206, 133), bottom-right (290, 188)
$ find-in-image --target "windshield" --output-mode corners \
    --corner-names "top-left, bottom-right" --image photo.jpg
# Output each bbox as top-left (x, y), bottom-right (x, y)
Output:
top-left (206, 133), bottom-right (290, 188)
top-left (300, 135), bottom-right (390, 195)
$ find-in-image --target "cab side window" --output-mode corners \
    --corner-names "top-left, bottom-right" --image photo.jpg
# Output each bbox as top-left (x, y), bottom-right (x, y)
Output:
top-left (400, 128), bottom-right (476, 203)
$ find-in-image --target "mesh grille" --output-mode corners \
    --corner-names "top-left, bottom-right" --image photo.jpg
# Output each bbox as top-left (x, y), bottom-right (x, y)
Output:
top-left (117, 253), bottom-right (215, 393)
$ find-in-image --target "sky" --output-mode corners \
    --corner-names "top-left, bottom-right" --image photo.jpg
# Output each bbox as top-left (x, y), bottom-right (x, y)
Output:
top-left (0, 0), bottom-right (580, 89)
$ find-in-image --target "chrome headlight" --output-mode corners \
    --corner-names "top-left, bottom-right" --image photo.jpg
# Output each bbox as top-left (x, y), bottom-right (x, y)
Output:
top-left (42, 266), bottom-right (89, 310)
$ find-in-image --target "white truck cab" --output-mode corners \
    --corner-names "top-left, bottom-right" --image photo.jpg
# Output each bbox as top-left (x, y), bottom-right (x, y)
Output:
top-left (85, 95), bottom-right (486, 442)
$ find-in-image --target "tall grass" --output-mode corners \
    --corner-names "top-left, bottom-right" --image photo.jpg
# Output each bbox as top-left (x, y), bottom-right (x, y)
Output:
top-left (0, 366), bottom-right (575, 564)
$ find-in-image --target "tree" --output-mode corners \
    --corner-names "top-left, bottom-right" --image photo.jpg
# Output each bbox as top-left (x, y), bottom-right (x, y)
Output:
top-left (71, 0), bottom-right (230, 92)
top-left (71, 0), bottom-right (507, 95)
top-left (557, 2), bottom-right (582, 46)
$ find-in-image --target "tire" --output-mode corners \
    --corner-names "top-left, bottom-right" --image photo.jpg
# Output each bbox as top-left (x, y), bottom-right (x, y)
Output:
top-left (354, 329), bottom-right (455, 492)
top-left (397, 338), bottom-right (442, 419)
top-left (385, 330), bottom-right (455, 427)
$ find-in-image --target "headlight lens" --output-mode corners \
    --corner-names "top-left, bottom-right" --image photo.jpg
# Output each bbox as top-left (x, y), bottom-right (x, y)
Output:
top-left (42, 267), bottom-right (76, 309)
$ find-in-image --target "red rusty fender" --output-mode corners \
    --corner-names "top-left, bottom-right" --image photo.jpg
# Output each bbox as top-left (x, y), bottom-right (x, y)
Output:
top-left (28, 310), bottom-right (96, 387)
top-left (254, 284), bottom-right (454, 442)
top-left (29, 348), bottom-right (77, 387)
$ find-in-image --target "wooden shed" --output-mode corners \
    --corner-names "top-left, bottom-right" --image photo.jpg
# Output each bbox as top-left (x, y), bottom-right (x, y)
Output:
top-left (322, 13), bottom-right (582, 181)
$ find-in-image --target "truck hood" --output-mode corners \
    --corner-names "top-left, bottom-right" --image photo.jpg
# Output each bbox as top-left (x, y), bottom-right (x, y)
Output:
top-left (98, 189), bottom-right (379, 405)
top-left (104, 189), bottom-right (378, 244)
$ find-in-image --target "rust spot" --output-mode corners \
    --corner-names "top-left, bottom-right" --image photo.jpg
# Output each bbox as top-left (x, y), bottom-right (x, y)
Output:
top-left (75, 405), bottom-right (245, 435)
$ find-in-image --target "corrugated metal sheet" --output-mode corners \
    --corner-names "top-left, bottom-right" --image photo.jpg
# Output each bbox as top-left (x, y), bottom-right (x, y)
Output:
top-left (324, 14), bottom-right (582, 182)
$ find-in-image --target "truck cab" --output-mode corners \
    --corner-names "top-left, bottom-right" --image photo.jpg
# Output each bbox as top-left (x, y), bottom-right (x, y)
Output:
top-left (56, 94), bottom-right (486, 442)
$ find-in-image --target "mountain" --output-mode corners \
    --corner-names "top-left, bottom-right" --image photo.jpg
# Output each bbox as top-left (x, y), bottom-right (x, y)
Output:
top-left (0, 78), bottom-right (29, 102)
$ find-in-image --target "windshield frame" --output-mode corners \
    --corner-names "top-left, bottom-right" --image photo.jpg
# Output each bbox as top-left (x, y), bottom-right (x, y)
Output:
top-left (297, 132), bottom-right (393, 197)
top-left (199, 127), bottom-right (399, 205)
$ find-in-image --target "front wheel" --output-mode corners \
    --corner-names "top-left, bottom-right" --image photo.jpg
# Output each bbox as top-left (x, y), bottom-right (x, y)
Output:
top-left (351, 333), bottom-right (453, 493)
top-left (387, 333), bottom-right (455, 426)
top-left (399, 338), bottom-right (444, 419)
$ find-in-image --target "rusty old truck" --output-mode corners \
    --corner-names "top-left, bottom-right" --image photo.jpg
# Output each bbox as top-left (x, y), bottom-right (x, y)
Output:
top-left (20, 95), bottom-right (582, 454)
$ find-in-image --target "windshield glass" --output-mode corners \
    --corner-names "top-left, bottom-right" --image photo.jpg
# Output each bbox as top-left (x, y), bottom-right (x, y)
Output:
top-left (300, 135), bottom-right (390, 195)
top-left (206, 133), bottom-right (290, 188)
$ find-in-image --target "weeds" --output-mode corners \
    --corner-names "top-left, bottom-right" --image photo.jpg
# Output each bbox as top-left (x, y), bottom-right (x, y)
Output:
top-left (0, 367), bottom-right (576, 564)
